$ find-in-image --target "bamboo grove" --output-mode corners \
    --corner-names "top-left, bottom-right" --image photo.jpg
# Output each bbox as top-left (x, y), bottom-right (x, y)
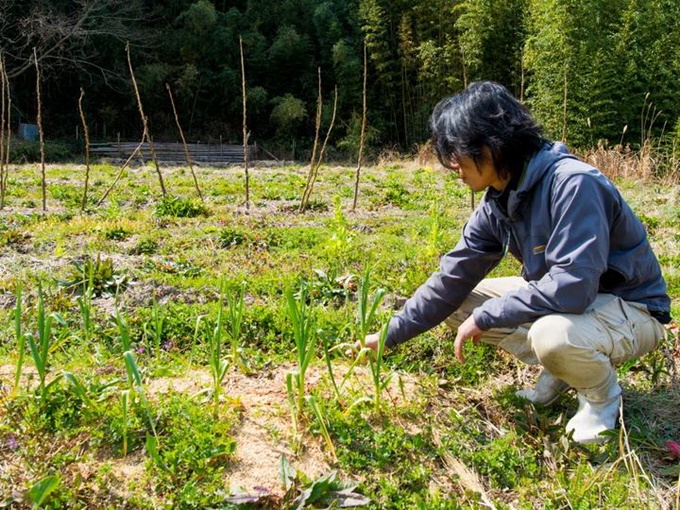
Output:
top-left (1, 0), bottom-right (680, 160)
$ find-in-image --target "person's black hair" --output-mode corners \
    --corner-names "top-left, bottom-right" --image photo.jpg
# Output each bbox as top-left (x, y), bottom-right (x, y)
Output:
top-left (430, 81), bottom-right (545, 180)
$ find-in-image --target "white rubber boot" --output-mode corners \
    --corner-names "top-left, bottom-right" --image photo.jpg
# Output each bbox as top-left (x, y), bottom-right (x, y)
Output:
top-left (516, 369), bottom-right (569, 406)
top-left (566, 372), bottom-right (622, 444)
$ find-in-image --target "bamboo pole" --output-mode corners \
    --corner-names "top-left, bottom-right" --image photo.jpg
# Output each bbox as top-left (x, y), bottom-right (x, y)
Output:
top-left (352, 40), bottom-right (368, 212)
top-left (96, 136), bottom-right (145, 206)
top-left (240, 35), bottom-right (250, 210)
top-left (300, 84), bottom-right (338, 212)
top-left (1, 58), bottom-right (10, 210)
top-left (0, 52), bottom-right (6, 209)
top-left (126, 42), bottom-right (166, 196)
top-left (34, 48), bottom-right (46, 212)
top-left (300, 68), bottom-right (323, 212)
top-left (78, 88), bottom-right (91, 211)
top-left (166, 83), bottom-right (203, 201)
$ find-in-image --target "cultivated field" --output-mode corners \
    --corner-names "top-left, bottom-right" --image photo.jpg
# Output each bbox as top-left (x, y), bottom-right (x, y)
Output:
top-left (0, 159), bottom-right (678, 508)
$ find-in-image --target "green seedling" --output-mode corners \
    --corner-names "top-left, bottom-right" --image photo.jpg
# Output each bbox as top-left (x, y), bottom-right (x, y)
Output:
top-left (320, 328), bottom-right (343, 401)
top-left (278, 456), bottom-right (370, 508)
top-left (187, 313), bottom-right (204, 367)
top-left (340, 268), bottom-right (392, 414)
top-left (113, 302), bottom-right (131, 352)
top-left (27, 285), bottom-right (67, 396)
top-left (367, 323), bottom-right (392, 413)
top-left (76, 285), bottom-right (94, 343)
top-left (121, 389), bottom-right (130, 456)
top-left (209, 282), bottom-right (230, 418)
top-left (356, 267), bottom-right (386, 344)
top-left (145, 432), bottom-right (171, 474)
top-left (27, 474), bottom-right (60, 508)
top-left (285, 286), bottom-right (317, 431)
top-left (225, 281), bottom-right (249, 373)
top-left (144, 292), bottom-right (165, 357)
top-left (75, 258), bottom-right (96, 343)
top-left (62, 371), bottom-right (96, 411)
top-left (12, 284), bottom-right (25, 396)
top-left (123, 350), bottom-right (157, 438)
top-left (306, 394), bottom-right (337, 460)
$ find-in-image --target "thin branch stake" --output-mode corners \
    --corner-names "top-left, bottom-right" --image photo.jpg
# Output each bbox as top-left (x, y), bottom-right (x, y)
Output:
top-left (166, 83), bottom-right (203, 201)
top-left (300, 83), bottom-right (338, 212)
top-left (240, 35), bottom-right (250, 210)
top-left (1, 59), bottom-right (10, 210)
top-left (34, 48), bottom-right (46, 212)
top-left (300, 68), bottom-right (324, 212)
top-left (352, 40), bottom-right (368, 212)
top-left (126, 42), bottom-right (166, 196)
top-left (0, 52), bottom-right (6, 209)
top-left (78, 88), bottom-right (91, 211)
top-left (96, 136), bottom-right (145, 206)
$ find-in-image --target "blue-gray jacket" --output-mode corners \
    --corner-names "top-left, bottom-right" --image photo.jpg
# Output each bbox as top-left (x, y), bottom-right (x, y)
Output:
top-left (385, 142), bottom-right (671, 348)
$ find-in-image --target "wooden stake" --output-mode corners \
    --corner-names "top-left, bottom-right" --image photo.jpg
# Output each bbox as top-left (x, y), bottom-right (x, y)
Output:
top-left (34, 48), bottom-right (46, 212)
top-left (352, 40), bottom-right (368, 212)
top-left (98, 42), bottom-right (168, 206)
top-left (300, 68), bottom-right (324, 212)
top-left (301, 83), bottom-right (338, 212)
top-left (166, 83), bottom-right (203, 201)
top-left (240, 35), bottom-right (250, 210)
top-left (126, 42), bottom-right (166, 196)
top-left (78, 88), bottom-right (91, 211)
top-left (0, 52), bottom-right (6, 209)
top-left (1, 58), bottom-right (10, 210)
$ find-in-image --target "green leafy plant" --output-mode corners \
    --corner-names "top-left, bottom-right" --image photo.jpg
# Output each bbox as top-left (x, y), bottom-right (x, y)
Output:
top-left (75, 265), bottom-right (95, 343)
top-left (112, 303), bottom-right (131, 353)
top-left (27, 285), bottom-right (67, 396)
top-left (306, 393), bottom-right (337, 460)
top-left (299, 268), bottom-right (354, 306)
top-left (60, 254), bottom-right (129, 297)
top-left (323, 195), bottom-right (356, 265)
top-left (122, 350), bottom-right (158, 441)
top-left (12, 284), bottom-right (25, 396)
top-left (27, 474), bottom-right (60, 508)
top-left (143, 292), bottom-right (165, 357)
top-left (225, 281), bottom-right (248, 373)
top-left (342, 268), bottom-right (391, 414)
top-left (103, 226), bottom-right (131, 240)
top-left (278, 456), bottom-right (370, 508)
top-left (155, 195), bottom-right (208, 218)
top-left (143, 393), bottom-right (236, 501)
top-left (120, 389), bottom-right (131, 457)
top-left (130, 237), bottom-right (158, 255)
top-left (209, 283), bottom-right (230, 418)
top-left (218, 228), bottom-right (248, 248)
top-left (285, 285), bottom-right (317, 431)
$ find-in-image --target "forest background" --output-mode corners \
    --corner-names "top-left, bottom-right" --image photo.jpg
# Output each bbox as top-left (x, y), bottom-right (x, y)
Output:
top-left (2, 0), bottom-right (680, 162)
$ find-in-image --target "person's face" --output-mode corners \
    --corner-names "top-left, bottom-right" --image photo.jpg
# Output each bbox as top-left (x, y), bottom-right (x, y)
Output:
top-left (449, 148), bottom-right (509, 192)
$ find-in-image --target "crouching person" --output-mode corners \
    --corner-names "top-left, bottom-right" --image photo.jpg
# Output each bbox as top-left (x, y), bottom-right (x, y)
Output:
top-left (359, 81), bottom-right (671, 444)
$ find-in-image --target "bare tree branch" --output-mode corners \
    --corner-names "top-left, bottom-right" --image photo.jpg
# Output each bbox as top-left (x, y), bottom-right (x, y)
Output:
top-left (0, 0), bottom-right (149, 81)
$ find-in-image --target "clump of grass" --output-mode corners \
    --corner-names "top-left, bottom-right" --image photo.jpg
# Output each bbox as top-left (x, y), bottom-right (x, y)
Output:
top-left (155, 195), bottom-right (209, 218)
top-left (59, 254), bottom-right (129, 297)
top-left (218, 228), bottom-right (247, 248)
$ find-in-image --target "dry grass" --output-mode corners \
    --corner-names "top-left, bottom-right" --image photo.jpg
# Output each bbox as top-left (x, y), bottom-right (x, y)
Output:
top-left (581, 141), bottom-right (680, 184)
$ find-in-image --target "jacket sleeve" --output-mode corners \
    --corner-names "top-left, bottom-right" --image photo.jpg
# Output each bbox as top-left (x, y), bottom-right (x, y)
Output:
top-left (473, 173), bottom-right (615, 330)
top-left (385, 205), bottom-right (504, 348)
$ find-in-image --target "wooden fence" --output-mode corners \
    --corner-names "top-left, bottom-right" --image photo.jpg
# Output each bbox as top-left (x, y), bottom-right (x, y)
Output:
top-left (89, 141), bottom-right (255, 163)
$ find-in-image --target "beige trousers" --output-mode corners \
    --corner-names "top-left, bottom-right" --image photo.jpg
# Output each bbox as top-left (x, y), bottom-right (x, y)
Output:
top-left (444, 277), bottom-right (666, 391)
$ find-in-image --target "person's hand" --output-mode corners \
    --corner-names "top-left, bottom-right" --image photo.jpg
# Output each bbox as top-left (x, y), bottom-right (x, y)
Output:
top-left (454, 315), bottom-right (483, 363)
top-left (345, 332), bottom-right (384, 361)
